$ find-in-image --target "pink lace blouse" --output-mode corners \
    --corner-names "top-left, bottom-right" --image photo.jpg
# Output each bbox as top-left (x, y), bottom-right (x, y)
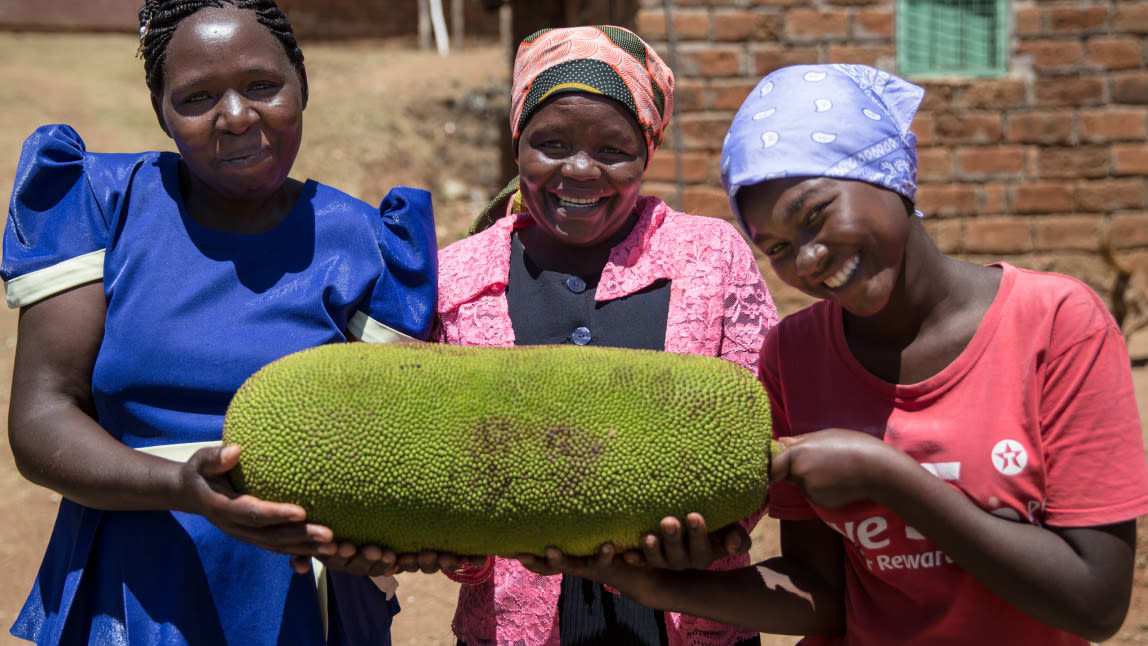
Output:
top-left (434, 196), bottom-right (779, 646)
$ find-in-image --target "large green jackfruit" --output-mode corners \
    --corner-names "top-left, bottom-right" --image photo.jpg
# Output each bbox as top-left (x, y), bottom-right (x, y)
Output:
top-left (222, 343), bottom-right (776, 556)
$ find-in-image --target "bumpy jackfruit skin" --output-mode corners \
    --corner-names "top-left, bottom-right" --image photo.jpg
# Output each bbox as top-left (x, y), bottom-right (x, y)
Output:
top-left (223, 343), bottom-right (774, 556)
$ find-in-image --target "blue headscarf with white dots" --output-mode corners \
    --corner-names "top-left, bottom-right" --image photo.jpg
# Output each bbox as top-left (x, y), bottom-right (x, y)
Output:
top-left (720, 64), bottom-right (925, 233)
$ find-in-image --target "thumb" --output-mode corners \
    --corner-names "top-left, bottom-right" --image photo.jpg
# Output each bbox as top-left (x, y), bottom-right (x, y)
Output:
top-left (194, 444), bottom-right (241, 477)
top-left (768, 440), bottom-right (790, 484)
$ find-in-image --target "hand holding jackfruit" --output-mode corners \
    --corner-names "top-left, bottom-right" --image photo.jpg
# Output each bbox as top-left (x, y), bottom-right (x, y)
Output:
top-left (222, 343), bottom-right (775, 556)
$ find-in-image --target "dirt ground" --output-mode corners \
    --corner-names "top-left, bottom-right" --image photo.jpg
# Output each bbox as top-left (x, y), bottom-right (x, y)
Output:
top-left (1, 31), bottom-right (1148, 646)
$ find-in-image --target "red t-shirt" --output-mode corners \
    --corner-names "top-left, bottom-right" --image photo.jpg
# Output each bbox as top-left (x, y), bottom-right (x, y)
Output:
top-left (762, 263), bottom-right (1148, 645)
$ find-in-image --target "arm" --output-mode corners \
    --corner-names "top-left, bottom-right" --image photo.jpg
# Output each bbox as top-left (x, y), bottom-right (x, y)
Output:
top-left (9, 283), bottom-right (337, 566)
top-left (773, 429), bottom-right (1136, 641)
top-left (518, 512), bottom-right (845, 636)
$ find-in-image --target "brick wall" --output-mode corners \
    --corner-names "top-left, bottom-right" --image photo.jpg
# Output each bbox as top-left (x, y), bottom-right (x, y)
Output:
top-left (634, 0), bottom-right (1148, 322)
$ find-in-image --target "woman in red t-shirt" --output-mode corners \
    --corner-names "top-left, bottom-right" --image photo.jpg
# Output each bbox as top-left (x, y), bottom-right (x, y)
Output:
top-left (519, 63), bottom-right (1148, 646)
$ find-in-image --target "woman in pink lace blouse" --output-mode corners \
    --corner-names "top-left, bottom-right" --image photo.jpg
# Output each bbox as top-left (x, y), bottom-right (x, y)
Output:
top-left (433, 25), bottom-right (779, 646)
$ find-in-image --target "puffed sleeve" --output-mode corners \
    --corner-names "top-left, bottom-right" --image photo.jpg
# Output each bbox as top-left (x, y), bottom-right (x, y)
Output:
top-left (348, 186), bottom-right (438, 343)
top-left (2, 124), bottom-right (112, 309)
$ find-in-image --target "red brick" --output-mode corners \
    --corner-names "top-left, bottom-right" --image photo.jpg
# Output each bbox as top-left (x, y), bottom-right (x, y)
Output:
top-left (1080, 108), bottom-right (1148, 142)
top-left (1005, 110), bottom-right (1074, 144)
top-left (676, 46), bottom-right (743, 78)
top-left (957, 80), bottom-right (1028, 110)
top-left (1112, 213), bottom-right (1148, 247)
top-left (916, 148), bottom-right (954, 182)
top-left (1015, 7), bottom-right (1042, 35)
top-left (1086, 37), bottom-right (1144, 70)
top-left (669, 9), bottom-right (712, 40)
top-left (918, 82), bottom-right (957, 112)
top-left (713, 9), bottom-right (782, 41)
top-left (955, 146), bottom-right (1026, 179)
top-left (1035, 77), bottom-right (1106, 106)
top-left (1037, 146), bottom-right (1110, 179)
top-left (1017, 39), bottom-right (1085, 69)
top-left (824, 0), bottom-right (884, 6)
top-left (635, 9), bottom-right (667, 41)
top-left (751, 45), bottom-right (819, 76)
top-left (709, 78), bottom-right (760, 111)
top-left (825, 44), bottom-right (895, 67)
top-left (785, 8), bottom-right (849, 40)
top-left (1047, 6), bottom-right (1109, 34)
top-left (1112, 72), bottom-right (1148, 104)
top-left (964, 217), bottom-right (1032, 253)
top-left (751, 0), bottom-right (813, 7)
top-left (1032, 215), bottom-right (1102, 251)
top-left (1114, 5), bottom-right (1148, 34)
top-left (982, 182), bottom-right (1008, 213)
top-left (682, 184), bottom-right (734, 218)
top-left (644, 150), bottom-right (717, 184)
top-left (915, 184), bottom-right (978, 217)
top-left (933, 112), bottom-right (1003, 144)
top-left (910, 112), bottom-right (935, 147)
top-left (674, 78), bottom-right (706, 113)
top-left (1013, 182), bottom-right (1075, 213)
top-left (852, 8), bottom-right (893, 39)
top-left (1075, 179), bottom-right (1147, 211)
top-left (1114, 144), bottom-right (1148, 175)
top-left (678, 113), bottom-right (735, 151)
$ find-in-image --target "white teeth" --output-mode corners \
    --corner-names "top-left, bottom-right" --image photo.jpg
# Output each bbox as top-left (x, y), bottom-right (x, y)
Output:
top-left (557, 196), bottom-right (601, 207)
top-left (824, 255), bottom-right (859, 289)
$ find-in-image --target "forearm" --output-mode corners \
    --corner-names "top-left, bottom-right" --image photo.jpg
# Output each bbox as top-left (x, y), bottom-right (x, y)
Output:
top-left (879, 463), bottom-right (1133, 640)
top-left (635, 559), bottom-right (842, 636)
top-left (642, 562), bottom-right (840, 637)
top-left (10, 402), bottom-right (185, 511)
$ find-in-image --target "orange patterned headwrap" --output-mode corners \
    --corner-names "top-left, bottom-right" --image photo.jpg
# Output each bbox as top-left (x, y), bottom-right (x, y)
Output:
top-left (509, 25), bottom-right (675, 168)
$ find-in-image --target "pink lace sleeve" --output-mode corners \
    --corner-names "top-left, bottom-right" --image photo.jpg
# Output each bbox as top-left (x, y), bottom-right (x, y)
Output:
top-left (434, 225), bottom-right (517, 348)
top-left (719, 230), bottom-right (778, 375)
top-left (653, 208), bottom-right (777, 374)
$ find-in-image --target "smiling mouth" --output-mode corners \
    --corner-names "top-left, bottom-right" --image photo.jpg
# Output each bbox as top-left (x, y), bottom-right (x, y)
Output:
top-left (556, 195), bottom-right (603, 209)
top-left (824, 255), bottom-right (860, 289)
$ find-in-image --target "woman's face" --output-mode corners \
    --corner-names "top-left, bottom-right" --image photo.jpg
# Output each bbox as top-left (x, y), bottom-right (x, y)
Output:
top-left (738, 177), bottom-right (912, 317)
top-left (152, 6), bottom-right (305, 203)
top-left (516, 93), bottom-right (647, 248)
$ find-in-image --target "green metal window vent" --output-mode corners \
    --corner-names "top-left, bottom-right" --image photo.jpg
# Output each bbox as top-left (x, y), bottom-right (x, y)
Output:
top-left (897, 0), bottom-right (1008, 78)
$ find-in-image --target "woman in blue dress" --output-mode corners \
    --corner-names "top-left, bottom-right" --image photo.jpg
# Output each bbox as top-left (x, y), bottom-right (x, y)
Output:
top-left (1, 1), bottom-right (437, 644)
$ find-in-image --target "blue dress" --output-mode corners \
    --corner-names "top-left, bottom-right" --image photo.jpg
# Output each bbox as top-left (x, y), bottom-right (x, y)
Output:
top-left (2, 124), bottom-right (438, 645)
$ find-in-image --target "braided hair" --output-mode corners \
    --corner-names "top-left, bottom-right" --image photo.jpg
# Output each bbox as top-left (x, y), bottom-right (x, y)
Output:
top-left (137, 0), bottom-right (305, 98)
